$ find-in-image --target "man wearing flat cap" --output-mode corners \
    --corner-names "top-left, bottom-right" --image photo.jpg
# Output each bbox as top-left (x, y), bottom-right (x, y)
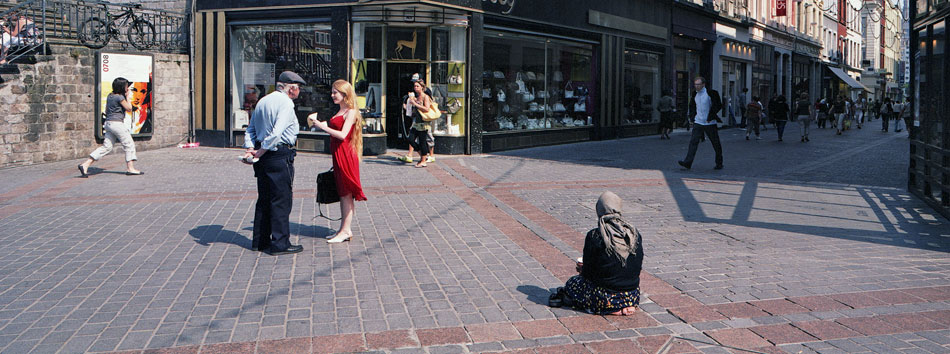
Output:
top-left (243, 71), bottom-right (306, 255)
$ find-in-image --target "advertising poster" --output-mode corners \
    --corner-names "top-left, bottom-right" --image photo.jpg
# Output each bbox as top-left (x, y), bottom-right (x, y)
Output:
top-left (97, 52), bottom-right (154, 139)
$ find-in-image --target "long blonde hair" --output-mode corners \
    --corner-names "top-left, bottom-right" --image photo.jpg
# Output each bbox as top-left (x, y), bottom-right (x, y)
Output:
top-left (333, 79), bottom-right (363, 159)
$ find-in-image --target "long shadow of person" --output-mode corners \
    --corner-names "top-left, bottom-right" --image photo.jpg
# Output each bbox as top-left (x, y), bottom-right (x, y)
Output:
top-left (239, 222), bottom-right (334, 239)
top-left (516, 285), bottom-right (557, 306)
top-left (190, 225), bottom-right (253, 250)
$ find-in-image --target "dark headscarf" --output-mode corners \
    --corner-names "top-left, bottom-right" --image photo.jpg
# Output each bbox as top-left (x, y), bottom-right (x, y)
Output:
top-left (595, 191), bottom-right (640, 267)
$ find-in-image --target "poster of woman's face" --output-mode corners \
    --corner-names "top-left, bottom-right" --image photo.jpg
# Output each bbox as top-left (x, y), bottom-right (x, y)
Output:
top-left (97, 52), bottom-right (153, 138)
top-left (128, 80), bottom-right (151, 134)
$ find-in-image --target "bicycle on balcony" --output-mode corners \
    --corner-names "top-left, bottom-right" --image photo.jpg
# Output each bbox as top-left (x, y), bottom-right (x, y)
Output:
top-left (79, 3), bottom-right (155, 50)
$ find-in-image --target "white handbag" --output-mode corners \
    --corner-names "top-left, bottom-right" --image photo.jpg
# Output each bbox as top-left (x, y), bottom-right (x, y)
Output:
top-left (537, 90), bottom-right (548, 99)
top-left (448, 65), bottom-right (464, 85)
top-left (497, 89), bottom-right (506, 102)
top-left (482, 88), bottom-right (491, 98)
top-left (515, 72), bottom-right (527, 93)
top-left (564, 81), bottom-right (575, 98)
top-left (529, 102), bottom-right (539, 112)
top-left (553, 102), bottom-right (567, 112)
top-left (526, 71), bottom-right (537, 80)
top-left (493, 71), bottom-right (505, 79)
top-left (522, 88), bottom-right (535, 103)
top-left (574, 100), bottom-right (586, 112)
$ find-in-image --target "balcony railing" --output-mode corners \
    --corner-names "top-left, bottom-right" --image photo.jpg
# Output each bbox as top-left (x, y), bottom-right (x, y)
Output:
top-left (1, 0), bottom-right (187, 65)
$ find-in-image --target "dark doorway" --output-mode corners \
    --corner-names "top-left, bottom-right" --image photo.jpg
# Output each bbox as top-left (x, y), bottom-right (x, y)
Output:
top-left (386, 62), bottom-right (426, 149)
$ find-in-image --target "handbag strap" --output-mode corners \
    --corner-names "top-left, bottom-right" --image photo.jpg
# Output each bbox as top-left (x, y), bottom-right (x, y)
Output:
top-left (450, 64), bottom-right (461, 76)
top-left (315, 204), bottom-right (341, 221)
top-left (564, 80), bottom-right (574, 90)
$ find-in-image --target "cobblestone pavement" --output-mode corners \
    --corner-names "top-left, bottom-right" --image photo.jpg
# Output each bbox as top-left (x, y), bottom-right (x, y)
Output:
top-left (0, 122), bottom-right (947, 354)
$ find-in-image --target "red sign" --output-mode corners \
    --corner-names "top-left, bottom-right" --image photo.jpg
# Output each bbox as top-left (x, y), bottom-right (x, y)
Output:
top-left (776, 0), bottom-right (787, 16)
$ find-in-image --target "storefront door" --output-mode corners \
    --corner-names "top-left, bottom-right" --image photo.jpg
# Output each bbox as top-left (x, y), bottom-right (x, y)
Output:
top-left (386, 62), bottom-right (426, 149)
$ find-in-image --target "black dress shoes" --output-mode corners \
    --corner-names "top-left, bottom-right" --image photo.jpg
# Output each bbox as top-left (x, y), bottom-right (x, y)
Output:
top-left (266, 244), bottom-right (303, 256)
top-left (677, 160), bottom-right (691, 170)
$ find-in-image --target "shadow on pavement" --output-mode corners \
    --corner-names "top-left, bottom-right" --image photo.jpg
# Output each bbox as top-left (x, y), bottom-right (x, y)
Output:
top-left (516, 284), bottom-right (556, 306)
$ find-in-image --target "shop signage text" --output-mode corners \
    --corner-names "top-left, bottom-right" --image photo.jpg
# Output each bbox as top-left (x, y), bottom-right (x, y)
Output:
top-left (483, 0), bottom-right (516, 15)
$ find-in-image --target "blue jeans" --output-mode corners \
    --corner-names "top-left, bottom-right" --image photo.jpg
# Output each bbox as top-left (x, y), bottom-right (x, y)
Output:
top-left (776, 121), bottom-right (787, 140)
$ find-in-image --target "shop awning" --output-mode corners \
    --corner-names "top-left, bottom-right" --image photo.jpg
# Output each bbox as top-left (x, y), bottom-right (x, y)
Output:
top-left (828, 67), bottom-right (870, 91)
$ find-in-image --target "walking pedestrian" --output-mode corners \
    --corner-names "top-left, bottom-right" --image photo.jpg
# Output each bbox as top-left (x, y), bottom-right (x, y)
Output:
top-left (900, 100), bottom-right (912, 135)
top-left (745, 96), bottom-right (762, 140)
top-left (833, 96), bottom-right (846, 135)
top-left (873, 98), bottom-right (883, 122)
top-left (243, 71), bottom-right (306, 255)
top-left (657, 90), bottom-right (674, 139)
top-left (816, 98), bottom-right (828, 129)
top-left (893, 100), bottom-right (905, 133)
top-left (738, 88), bottom-right (748, 128)
top-left (398, 73), bottom-right (436, 164)
top-left (881, 98), bottom-right (893, 132)
top-left (310, 79), bottom-right (367, 244)
top-left (402, 79), bottom-right (435, 168)
top-left (855, 97), bottom-right (865, 128)
top-left (677, 76), bottom-right (723, 170)
top-left (77, 77), bottom-right (144, 177)
top-left (794, 92), bottom-right (814, 142)
top-left (550, 191), bottom-right (643, 316)
top-left (772, 95), bottom-right (790, 141)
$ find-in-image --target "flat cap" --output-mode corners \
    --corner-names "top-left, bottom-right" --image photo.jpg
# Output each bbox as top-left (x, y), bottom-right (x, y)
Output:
top-left (278, 71), bottom-right (306, 85)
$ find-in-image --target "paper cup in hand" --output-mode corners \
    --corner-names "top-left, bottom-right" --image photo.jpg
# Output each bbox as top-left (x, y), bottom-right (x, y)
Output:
top-left (307, 112), bottom-right (319, 125)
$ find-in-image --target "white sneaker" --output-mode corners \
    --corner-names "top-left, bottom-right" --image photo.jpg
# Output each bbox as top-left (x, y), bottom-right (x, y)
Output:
top-left (426, 156), bottom-right (435, 163)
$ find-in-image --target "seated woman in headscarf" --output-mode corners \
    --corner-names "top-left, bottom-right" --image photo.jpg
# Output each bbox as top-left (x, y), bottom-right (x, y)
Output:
top-left (555, 191), bottom-right (643, 315)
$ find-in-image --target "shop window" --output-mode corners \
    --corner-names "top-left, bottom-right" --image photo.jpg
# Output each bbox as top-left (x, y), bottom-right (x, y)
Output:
top-left (230, 23), bottom-right (335, 133)
top-left (482, 30), bottom-right (594, 132)
top-left (429, 27), bottom-right (467, 136)
top-left (932, 21), bottom-right (945, 148)
top-left (353, 24), bottom-right (384, 135)
top-left (387, 27), bottom-right (428, 61)
top-left (623, 47), bottom-right (661, 125)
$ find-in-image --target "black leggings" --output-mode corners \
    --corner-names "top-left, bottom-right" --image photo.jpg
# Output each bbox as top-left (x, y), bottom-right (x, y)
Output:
top-left (410, 128), bottom-right (429, 154)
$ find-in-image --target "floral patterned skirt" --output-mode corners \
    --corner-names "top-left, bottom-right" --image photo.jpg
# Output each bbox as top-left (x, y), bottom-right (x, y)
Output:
top-left (563, 275), bottom-right (640, 315)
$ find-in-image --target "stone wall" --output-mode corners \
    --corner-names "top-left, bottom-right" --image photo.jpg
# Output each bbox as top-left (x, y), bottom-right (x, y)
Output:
top-left (0, 44), bottom-right (191, 168)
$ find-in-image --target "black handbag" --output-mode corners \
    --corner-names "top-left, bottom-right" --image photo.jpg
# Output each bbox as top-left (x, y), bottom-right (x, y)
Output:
top-left (315, 169), bottom-right (341, 220)
top-left (354, 61), bottom-right (368, 94)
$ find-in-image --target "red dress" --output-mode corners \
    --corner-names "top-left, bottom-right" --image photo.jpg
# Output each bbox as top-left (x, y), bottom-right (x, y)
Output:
top-left (330, 113), bottom-right (366, 201)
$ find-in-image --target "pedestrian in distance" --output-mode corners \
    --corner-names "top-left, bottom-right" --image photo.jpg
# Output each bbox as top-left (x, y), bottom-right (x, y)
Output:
top-left (677, 76), bottom-right (723, 170)
top-left (900, 100), bottom-right (912, 135)
top-left (833, 96), bottom-right (846, 135)
top-left (881, 98), bottom-right (893, 132)
top-left (243, 71), bottom-right (306, 255)
top-left (893, 100), bottom-right (906, 133)
top-left (794, 92), bottom-right (814, 142)
top-left (398, 73), bottom-right (436, 165)
top-left (401, 79), bottom-right (435, 168)
top-left (78, 77), bottom-right (144, 178)
top-left (548, 191), bottom-right (643, 316)
top-left (310, 79), bottom-right (368, 244)
top-left (657, 89), bottom-right (674, 139)
top-left (772, 95), bottom-right (790, 141)
top-left (745, 96), bottom-right (763, 141)
top-left (738, 88), bottom-right (748, 128)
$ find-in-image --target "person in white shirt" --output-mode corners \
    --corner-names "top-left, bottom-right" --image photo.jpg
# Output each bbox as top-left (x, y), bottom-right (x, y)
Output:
top-left (678, 77), bottom-right (724, 170)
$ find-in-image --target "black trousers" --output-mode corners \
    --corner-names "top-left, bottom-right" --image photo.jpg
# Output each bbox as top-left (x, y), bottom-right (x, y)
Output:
top-left (252, 145), bottom-right (296, 251)
top-left (683, 123), bottom-right (723, 166)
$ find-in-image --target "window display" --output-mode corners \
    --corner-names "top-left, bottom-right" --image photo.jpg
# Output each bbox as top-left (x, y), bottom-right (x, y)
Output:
top-left (353, 24), bottom-right (384, 135)
top-left (230, 23), bottom-right (335, 133)
top-left (623, 47), bottom-right (661, 125)
top-left (482, 30), bottom-right (595, 132)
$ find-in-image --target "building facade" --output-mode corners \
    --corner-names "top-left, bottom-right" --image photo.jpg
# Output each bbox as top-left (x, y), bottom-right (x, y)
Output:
top-left (910, 0), bottom-right (950, 218)
top-left (192, 0), bottom-right (674, 155)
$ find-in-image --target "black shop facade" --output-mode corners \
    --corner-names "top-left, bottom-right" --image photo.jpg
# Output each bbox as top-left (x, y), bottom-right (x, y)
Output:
top-left (193, 0), bottom-right (672, 155)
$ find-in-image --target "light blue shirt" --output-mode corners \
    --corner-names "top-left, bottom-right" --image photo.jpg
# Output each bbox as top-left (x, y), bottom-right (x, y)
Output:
top-left (694, 87), bottom-right (714, 126)
top-left (244, 90), bottom-right (299, 151)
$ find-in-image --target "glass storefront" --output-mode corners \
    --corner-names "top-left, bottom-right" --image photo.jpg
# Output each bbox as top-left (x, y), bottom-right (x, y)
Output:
top-left (482, 30), bottom-right (595, 131)
top-left (352, 24), bottom-right (467, 139)
top-left (932, 21), bottom-right (945, 149)
top-left (674, 47), bottom-right (701, 119)
top-left (229, 23), bottom-right (336, 133)
top-left (623, 41), bottom-right (662, 125)
top-left (720, 59), bottom-right (747, 122)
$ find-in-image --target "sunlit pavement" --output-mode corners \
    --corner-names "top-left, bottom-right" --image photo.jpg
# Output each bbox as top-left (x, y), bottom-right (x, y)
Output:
top-left (0, 122), bottom-right (946, 353)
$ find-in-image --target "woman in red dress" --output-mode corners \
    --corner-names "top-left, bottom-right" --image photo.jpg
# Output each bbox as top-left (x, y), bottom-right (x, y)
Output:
top-left (309, 79), bottom-right (367, 243)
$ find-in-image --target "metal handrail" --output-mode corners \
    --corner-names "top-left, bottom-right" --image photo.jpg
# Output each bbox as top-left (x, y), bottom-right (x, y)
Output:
top-left (0, 0), bottom-right (187, 66)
